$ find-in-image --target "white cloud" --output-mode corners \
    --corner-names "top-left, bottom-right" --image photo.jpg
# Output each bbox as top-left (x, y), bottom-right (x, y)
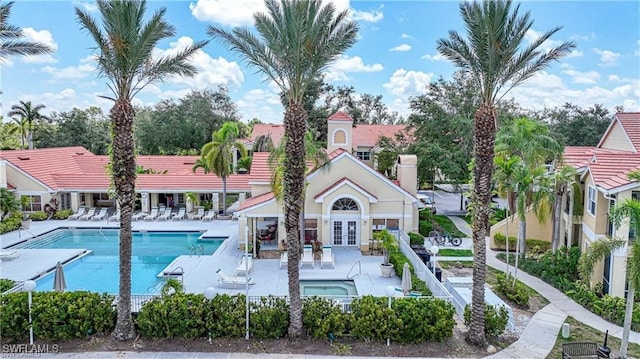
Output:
top-left (73, 1), bottom-right (98, 13)
top-left (608, 75), bottom-right (621, 82)
top-left (190, 0), bottom-right (265, 27)
top-left (401, 33), bottom-right (414, 39)
top-left (570, 32), bottom-right (596, 42)
top-left (42, 56), bottom-right (95, 80)
top-left (352, 5), bottom-right (384, 23)
top-left (324, 55), bottom-right (383, 82)
top-left (390, 44), bottom-right (411, 52)
top-left (20, 28), bottom-right (57, 64)
top-left (566, 49), bottom-right (584, 58)
top-left (562, 69), bottom-right (600, 85)
top-left (421, 53), bottom-right (445, 62)
top-left (236, 87), bottom-right (283, 123)
top-left (593, 48), bottom-right (621, 67)
top-left (153, 36), bottom-right (244, 89)
top-left (382, 68), bottom-right (432, 97)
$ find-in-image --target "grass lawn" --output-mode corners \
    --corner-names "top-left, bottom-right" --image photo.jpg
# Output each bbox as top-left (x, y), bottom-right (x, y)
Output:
top-left (438, 248), bottom-right (473, 257)
top-left (420, 214), bottom-right (467, 238)
top-left (439, 261), bottom-right (473, 269)
top-left (546, 316), bottom-right (640, 359)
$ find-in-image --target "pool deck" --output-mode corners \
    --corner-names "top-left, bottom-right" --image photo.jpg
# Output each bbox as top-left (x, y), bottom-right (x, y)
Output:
top-left (1, 218), bottom-right (402, 296)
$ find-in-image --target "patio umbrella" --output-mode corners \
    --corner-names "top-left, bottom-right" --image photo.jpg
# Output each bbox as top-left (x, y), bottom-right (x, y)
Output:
top-left (53, 261), bottom-right (66, 292)
top-left (401, 262), bottom-right (412, 295)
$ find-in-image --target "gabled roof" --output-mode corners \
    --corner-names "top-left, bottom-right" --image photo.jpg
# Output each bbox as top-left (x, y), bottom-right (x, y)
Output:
top-left (597, 112), bottom-right (640, 153)
top-left (236, 191), bottom-right (275, 212)
top-left (313, 177), bottom-right (378, 203)
top-left (587, 153), bottom-right (640, 190)
top-left (327, 111), bottom-right (353, 122)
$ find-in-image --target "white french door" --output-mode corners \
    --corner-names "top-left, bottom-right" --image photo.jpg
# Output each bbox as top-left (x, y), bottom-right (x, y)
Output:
top-left (331, 219), bottom-right (359, 247)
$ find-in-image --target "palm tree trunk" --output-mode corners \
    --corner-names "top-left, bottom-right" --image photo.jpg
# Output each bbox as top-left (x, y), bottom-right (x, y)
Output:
top-left (620, 282), bottom-right (634, 358)
top-left (467, 104), bottom-right (496, 346)
top-left (111, 99), bottom-right (136, 341)
top-left (518, 219), bottom-right (526, 256)
top-left (27, 128), bottom-right (33, 150)
top-left (284, 103), bottom-right (306, 338)
top-left (222, 176), bottom-right (227, 215)
top-left (552, 190), bottom-right (563, 252)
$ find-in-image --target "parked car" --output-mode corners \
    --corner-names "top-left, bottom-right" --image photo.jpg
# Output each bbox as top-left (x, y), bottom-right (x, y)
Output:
top-left (417, 194), bottom-right (436, 214)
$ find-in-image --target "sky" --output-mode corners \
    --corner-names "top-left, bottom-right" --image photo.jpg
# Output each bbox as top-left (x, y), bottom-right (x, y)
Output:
top-left (1, 0), bottom-right (639, 124)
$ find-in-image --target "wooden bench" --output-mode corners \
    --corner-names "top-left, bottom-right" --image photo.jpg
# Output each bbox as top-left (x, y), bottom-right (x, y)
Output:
top-left (561, 342), bottom-right (601, 359)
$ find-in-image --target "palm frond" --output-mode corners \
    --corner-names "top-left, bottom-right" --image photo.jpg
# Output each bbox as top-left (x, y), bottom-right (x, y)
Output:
top-left (579, 237), bottom-right (627, 281)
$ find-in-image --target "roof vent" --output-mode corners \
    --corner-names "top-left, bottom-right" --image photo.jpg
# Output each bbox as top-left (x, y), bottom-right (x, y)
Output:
top-left (17, 156), bottom-right (30, 160)
top-left (591, 155), bottom-right (597, 163)
top-left (76, 152), bottom-right (84, 155)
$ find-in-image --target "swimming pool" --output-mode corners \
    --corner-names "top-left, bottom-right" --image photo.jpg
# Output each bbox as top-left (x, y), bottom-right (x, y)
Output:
top-left (16, 229), bottom-right (224, 294)
top-left (300, 280), bottom-right (358, 296)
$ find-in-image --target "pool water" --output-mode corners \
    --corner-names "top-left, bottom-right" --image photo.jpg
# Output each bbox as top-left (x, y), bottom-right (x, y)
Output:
top-left (17, 229), bottom-right (224, 294)
top-left (300, 280), bottom-right (358, 296)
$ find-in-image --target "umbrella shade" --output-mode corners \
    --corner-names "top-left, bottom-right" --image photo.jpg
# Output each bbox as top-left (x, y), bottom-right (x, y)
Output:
top-left (401, 262), bottom-right (412, 294)
top-left (53, 261), bottom-right (66, 292)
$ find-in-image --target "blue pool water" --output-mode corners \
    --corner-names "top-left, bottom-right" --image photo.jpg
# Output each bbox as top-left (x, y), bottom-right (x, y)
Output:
top-left (16, 229), bottom-right (224, 294)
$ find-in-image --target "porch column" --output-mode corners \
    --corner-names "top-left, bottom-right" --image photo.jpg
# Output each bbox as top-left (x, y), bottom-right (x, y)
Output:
top-left (141, 192), bottom-right (150, 212)
top-left (70, 192), bottom-right (80, 212)
top-left (212, 193), bottom-right (220, 213)
top-left (239, 192), bottom-right (246, 203)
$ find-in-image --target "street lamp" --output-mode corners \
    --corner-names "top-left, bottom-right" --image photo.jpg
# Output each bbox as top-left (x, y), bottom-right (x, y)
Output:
top-left (23, 280), bottom-right (36, 346)
top-left (430, 245), bottom-right (440, 275)
top-left (384, 285), bottom-right (396, 347)
top-left (204, 286), bottom-right (216, 344)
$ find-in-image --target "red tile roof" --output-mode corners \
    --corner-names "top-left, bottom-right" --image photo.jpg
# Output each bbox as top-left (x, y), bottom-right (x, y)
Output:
top-left (352, 124), bottom-right (408, 148)
top-left (588, 153), bottom-right (640, 190)
top-left (249, 152), bottom-right (273, 183)
top-left (251, 124), bottom-right (285, 147)
top-left (237, 191), bottom-right (275, 211)
top-left (327, 111), bottom-right (354, 122)
top-left (615, 112), bottom-right (640, 152)
top-left (2, 146), bottom-right (250, 192)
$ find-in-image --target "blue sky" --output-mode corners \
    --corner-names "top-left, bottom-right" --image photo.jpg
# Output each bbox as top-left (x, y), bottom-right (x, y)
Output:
top-left (1, 0), bottom-right (639, 124)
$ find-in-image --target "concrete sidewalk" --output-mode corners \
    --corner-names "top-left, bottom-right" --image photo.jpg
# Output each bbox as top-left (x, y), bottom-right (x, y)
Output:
top-left (447, 214), bottom-right (640, 345)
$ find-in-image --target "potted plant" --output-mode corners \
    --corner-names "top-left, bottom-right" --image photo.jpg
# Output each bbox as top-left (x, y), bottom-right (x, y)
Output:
top-left (375, 229), bottom-right (398, 277)
top-left (20, 196), bottom-right (31, 229)
top-left (21, 212), bottom-right (31, 229)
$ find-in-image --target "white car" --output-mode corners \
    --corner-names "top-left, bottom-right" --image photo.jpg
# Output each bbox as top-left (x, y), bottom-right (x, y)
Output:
top-left (417, 194), bottom-right (437, 214)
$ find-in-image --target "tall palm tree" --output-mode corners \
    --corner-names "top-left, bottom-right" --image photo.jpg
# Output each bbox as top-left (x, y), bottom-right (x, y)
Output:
top-left (549, 164), bottom-right (577, 252)
top-left (194, 122), bottom-right (246, 215)
top-left (208, 0), bottom-right (358, 337)
top-left (7, 101), bottom-right (48, 149)
top-left (580, 192), bottom-right (640, 359)
top-left (75, 0), bottom-right (206, 340)
top-left (8, 116), bottom-right (27, 148)
top-left (436, 0), bottom-right (575, 345)
top-left (0, 1), bottom-right (53, 62)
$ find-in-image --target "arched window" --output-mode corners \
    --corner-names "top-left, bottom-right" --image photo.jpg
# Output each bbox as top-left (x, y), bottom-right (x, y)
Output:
top-left (332, 198), bottom-right (358, 211)
top-left (333, 130), bottom-right (346, 144)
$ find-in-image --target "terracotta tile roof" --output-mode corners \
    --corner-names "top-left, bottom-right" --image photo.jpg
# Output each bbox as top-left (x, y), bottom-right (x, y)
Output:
top-left (1, 146), bottom-right (93, 189)
top-left (588, 153), bottom-right (640, 190)
top-left (237, 191), bottom-right (275, 211)
top-left (251, 124), bottom-right (285, 147)
top-left (313, 177), bottom-right (377, 200)
top-left (615, 112), bottom-right (640, 152)
top-left (352, 124), bottom-right (408, 149)
top-left (249, 153), bottom-right (273, 183)
top-left (6, 183), bottom-right (16, 190)
top-left (562, 146), bottom-right (621, 169)
top-left (327, 111), bottom-right (354, 122)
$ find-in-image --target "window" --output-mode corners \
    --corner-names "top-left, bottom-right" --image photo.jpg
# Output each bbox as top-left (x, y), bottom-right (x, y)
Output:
top-left (587, 186), bottom-right (596, 215)
top-left (332, 198), bottom-right (358, 211)
top-left (333, 130), bottom-right (346, 144)
top-left (304, 219), bottom-right (318, 244)
top-left (372, 218), bottom-right (400, 231)
top-left (21, 195), bottom-right (42, 212)
top-left (356, 151), bottom-right (371, 161)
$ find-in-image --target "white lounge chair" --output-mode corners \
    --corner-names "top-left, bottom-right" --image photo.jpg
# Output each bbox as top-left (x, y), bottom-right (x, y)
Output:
top-left (216, 268), bottom-right (254, 288)
top-left (171, 208), bottom-right (186, 221)
top-left (132, 211), bottom-right (148, 221)
top-left (320, 245), bottom-right (335, 269)
top-left (108, 210), bottom-right (120, 222)
top-left (91, 208), bottom-right (108, 221)
top-left (190, 208), bottom-right (205, 220)
top-left (234, 254), bottom-right (253, 276)
top-left (157, 208), bottom-right (173, 221)
top-left (202, 210), bottom-right (216, 221)
top-left (301, 244), bottom-right (314, 268)
top-left (78, 208), bottom-right (97, 221)
top-left (68, 207), bottom-right (86, 220)
top-left (0, 250), bottom-right (20, 261)
top-left (280, 251), bottom-right (288, 269)
top-left (143, 208), bottom-right (159, 221)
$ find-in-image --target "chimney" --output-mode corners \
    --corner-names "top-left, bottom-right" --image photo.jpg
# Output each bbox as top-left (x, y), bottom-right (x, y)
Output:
top-left (396, 155), bottom-right (417, 196)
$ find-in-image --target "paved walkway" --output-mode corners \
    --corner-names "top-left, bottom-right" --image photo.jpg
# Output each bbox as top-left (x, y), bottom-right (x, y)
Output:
top-left (447, 215), bottom-right (640, 347)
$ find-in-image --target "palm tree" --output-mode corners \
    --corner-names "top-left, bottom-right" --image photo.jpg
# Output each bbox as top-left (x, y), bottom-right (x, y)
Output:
top-left (208, 0), bottom-right (358, 337)
top-left (75, 0), bottom-right (206, 340)
top-left (549, 165), bottom-right (577, 252)
top-left (8, 116), bottom-right (27, 148)
top-left (7, 101), bottom-right (48, 150)
top-left (589, 169), bottom-right (640, 359)
top-left (0, 1), bottom-right (53, 62)
top-left (436, 0), bottom-right (575, 345)
top-left (195, 122), bottom-right (247, 215)
top-left (0, 187), bottom-right (19, 221)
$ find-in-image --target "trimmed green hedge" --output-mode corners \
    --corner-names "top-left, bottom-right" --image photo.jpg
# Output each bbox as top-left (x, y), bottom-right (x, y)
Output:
top-left (493, 232), bottom-right (550, 253)
top-left (389, 251), bottom-right (431, 295)
top-left (0, 211), bottom-right (21, 234)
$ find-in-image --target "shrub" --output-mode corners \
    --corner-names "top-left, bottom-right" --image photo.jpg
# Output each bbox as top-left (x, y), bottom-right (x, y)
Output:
top-left (350, 296), bottom-right (401, 342)
top-left (250, 296), bottom-right (289, 339)
top-left (0, 278), bottom-right (15, 293)
top-left (136, 293), bottom-right (209, 338)
top-left (492, 232), bottom-right (551, 253)
top-left (388, 252), bottom-right (431, 295)
top-left (494, 273), bottom-right (530, 308)
top-left (408, 232), bottom-right (424, 246)
top-left (53, 209), bottom-right (74, 220)
top-left (302, 297), bottom-right (350, 339)
top-left (464, 304), bottom-right (509, 337)
top-left (0, 292), bottom-right (116, 341)
top-left (0, 212), bottom-right (21, 234)
top-left (393, 298), bottom-right (455, 343)
top-left (29, 211), bottom-right (48, 221)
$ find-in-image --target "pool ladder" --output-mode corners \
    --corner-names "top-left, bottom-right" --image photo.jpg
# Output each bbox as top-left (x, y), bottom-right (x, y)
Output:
top-left (347, 261), bottom-right (361, 280)
top-left (189, 244), bottom-right (204, 256)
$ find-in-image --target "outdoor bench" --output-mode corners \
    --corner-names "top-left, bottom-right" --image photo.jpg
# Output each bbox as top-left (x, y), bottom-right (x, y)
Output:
top-left (561, 342), bottom-right (602, 359)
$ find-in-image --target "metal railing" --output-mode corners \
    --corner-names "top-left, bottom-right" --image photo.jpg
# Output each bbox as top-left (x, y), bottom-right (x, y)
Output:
top-left (347, 261), bottom-right (361, 279)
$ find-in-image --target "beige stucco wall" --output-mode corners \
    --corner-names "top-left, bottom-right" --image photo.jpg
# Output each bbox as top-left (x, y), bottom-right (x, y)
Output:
top-left (250, 183), bottom-right (271, 196)
top-left (599, 121), bottom-right (634, 152)
top-left (5, 164), bottom-right (49, 192)
top-left (489, 209), bottom-right (553, 248)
